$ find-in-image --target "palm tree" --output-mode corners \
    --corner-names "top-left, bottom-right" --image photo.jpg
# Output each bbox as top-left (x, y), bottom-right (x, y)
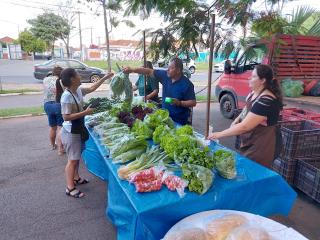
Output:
top-left (283, 6), bottom-right (320, 36)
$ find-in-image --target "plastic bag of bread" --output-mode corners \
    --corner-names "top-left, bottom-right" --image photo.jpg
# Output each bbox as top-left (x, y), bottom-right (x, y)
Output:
top-left (205, 214), bottom-right (247, 240)
top-left (226, 225), bottom-right (273, 240)
top-left (164, 227), bottom-right (209, 240)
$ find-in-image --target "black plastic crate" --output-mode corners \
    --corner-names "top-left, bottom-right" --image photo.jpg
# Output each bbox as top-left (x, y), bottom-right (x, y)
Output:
top-left (272, 157), bottom-right (296, 184)
top-left (294, 158), bottom-right (320, 203)
top-left (279, 120), bottom-right (320, 159)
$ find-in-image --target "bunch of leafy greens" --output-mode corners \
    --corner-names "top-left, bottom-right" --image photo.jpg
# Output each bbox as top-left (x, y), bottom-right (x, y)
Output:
top-left (144, 109), bottom-right (174, 129)
top-left (213, 150), bottom-right (237, 179)
top-left (181, 146), bottom-right (214, 169)
top-left (176, 125), bottom-right (193, 136)
top-left (131, 119), bottom-right (153, 139)
top-left (84, 97), bottom-right (122, 113)
top-left (182, 164), bottom-right (213, 195)
top-left (110, 136), bottom-right (148, 162)
top-left (153, 125), bottom-right (173, 144)
top-left (160, 133), bottom-right (197, 159)
top-left (110, 71), bottom-right (133, 103)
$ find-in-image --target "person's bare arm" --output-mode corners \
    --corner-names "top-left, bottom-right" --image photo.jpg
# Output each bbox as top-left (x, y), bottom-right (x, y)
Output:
top-left (63, 107), bottom-right (94, 121)
top-left (172, 99), bottom-right (197, 108)
top-left (146, 89), bottom-right (159, 100)
top-left (208, 112), bottom-right (266, 140)
top-left (123, 67), bottom-right (154, 78)
top-left (82, 72), bottom-right (114, 94)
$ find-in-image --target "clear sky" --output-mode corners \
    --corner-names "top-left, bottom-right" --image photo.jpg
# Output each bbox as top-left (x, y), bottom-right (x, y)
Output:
top-left (0, 0), bottom-right (319, 48)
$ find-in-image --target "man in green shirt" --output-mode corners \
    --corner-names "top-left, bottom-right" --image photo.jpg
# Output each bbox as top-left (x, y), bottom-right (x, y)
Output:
top-left (132, 61), bottom-right (159, 102)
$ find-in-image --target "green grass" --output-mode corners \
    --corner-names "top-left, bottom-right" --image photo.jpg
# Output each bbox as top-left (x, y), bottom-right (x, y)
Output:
top-left (85, 60), bottom-right (212, 72)
top-left (0, 89), bottom-right (41, 94)
top-left (85, 60), bottom-right (142, 72)
top-left (196, 95), bottom-right (217, 102)
top-left (0, 106), bottom-right (44, 117)
top-left (195, 62), bottom-right (211, 71)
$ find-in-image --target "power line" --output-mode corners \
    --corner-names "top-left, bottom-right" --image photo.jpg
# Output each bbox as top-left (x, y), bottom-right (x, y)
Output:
top-left (13, 0), bottom-right (79, 10)
top-left (1, 0), bottom-right (90, 15)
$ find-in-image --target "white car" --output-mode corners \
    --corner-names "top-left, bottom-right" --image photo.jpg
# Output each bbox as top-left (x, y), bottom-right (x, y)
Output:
top-left (182, 58), bottom-right (196, 74)
top-left (156, 58), bottom-right (196, 74)
top-left (214, 60), bottom-right (226, 72)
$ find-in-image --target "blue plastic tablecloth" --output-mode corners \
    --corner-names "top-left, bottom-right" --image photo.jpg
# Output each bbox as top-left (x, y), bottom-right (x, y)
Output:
top-left (82, 128), bottom-right (297, 240)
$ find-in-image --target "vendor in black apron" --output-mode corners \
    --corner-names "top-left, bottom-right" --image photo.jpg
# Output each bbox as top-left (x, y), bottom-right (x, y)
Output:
top-left (208, 64), bottom-right (283, 168)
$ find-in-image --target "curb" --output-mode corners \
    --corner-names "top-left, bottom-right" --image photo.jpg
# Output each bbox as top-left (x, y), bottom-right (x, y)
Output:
top-left (0, 113), bottom-right (45, 120)
top-left (0, 93), bottom-right (21, 97)
top-left (0, 88), bottom-right (108, 97)
top-left (196, 100), bottom-right (216, 103)
top-left (0, 92), bottom-right (42, 97)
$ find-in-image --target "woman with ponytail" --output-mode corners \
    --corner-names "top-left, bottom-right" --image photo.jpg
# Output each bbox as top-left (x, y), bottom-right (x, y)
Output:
top-left (208, 64), bottom-right (283, 168)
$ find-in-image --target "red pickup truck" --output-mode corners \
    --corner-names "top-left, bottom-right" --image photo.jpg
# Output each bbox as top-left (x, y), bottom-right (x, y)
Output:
top-left (215, 34), bottom-right (320, 118)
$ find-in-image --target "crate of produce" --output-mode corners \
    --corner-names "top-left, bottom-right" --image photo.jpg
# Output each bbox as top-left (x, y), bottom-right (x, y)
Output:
top-left (280, 114), bottom-right (303, 122)
top-left (309, 116), bottom-right (320, 124)
top-left (294, 158), bottom-right (320, 203)
top-left (280, 120), bottom-right (320, 159)
top-left (281, 108), bottom-right (320, 121)
top-left (272, 157), bottom-right (296, 184)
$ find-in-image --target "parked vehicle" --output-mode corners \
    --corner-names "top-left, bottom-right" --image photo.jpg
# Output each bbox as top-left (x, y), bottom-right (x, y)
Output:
top-left (34, 59), bottom-right (105, 83)
top-left (215, 34), bottom-right (320, 119)
top-left (156, 58), bottom-right (196, 74)
top-left (214, 60), bottom-right (226, 72)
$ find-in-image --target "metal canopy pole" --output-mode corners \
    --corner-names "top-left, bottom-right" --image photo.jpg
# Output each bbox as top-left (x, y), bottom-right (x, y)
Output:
top-left (143, 30), bottom-right (147, 102)
top-left (205, 14), bottom-right (215, 138)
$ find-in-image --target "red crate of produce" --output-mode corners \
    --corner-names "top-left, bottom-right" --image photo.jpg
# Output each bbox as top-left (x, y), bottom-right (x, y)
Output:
top-left (280, 120), bottom-right (320, 159)
top-left (294, 158), bottom-right (320, 203)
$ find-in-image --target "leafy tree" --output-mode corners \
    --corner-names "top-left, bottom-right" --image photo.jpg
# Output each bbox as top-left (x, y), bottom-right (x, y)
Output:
top-left (28, 13), bottom-right (70, 57)
top-left (81, 0), bottom-right (135, 71)
top-left (16, 30), bottom-right (46, 56)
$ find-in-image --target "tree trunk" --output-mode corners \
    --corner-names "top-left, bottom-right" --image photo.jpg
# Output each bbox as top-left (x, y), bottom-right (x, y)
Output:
top-left (242, 25), bottom-right (247, 38)
top-left (63, 38), bottom-right (70, 58)
top-left (51, 41), bottom-right (55, 58)
top-left (103, 0), bottom-right (112, 72)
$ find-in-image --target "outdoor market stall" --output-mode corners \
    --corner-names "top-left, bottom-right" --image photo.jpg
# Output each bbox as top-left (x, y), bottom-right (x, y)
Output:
top-left (82, 115), bottom-right (297, 240)
top-left (81, 15), bottom-right (297, 239)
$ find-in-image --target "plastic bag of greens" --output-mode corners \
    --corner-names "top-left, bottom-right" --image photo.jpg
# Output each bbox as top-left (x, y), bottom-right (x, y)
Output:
top-left (281, 79), bottom-right (304, 98)
top-left (182, 164), bottom-right (213, 195)
top-left (213, 150), bottom-right (237, 179)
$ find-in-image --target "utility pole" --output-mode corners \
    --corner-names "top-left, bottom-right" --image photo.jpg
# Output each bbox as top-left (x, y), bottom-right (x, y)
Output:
top-left (143, 30), bottom-right (147, 102)
top-left (77, 11), bottom-right (83, 61)
top-left (205, 14), bottom-right (215, 138)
